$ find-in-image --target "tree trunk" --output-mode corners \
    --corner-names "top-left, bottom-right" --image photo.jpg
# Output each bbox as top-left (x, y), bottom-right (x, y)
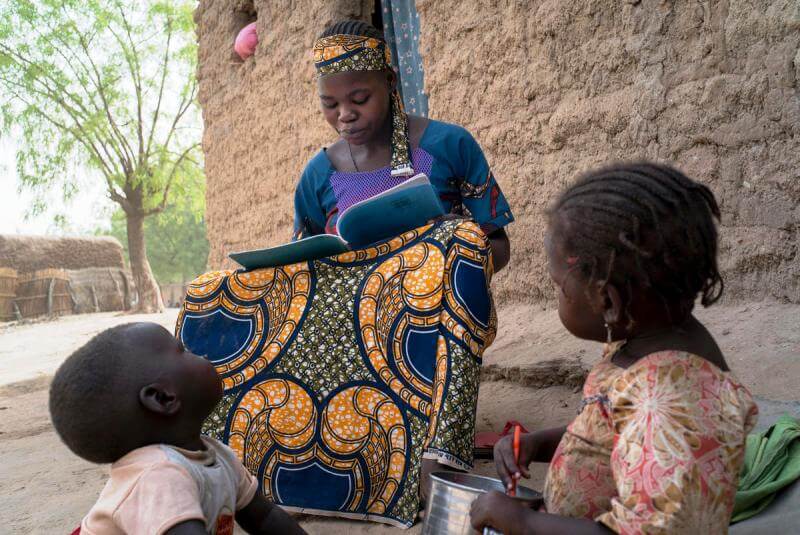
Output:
top-left (126, 212), bottom-right (164, 313)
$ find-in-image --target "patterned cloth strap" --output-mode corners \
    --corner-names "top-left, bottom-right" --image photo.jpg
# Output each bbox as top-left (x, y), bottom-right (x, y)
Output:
top-left (313, 34), bottom-right (414, 178)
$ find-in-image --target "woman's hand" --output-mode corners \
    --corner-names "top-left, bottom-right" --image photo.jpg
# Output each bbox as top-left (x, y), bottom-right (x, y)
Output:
top-left (427, 213), bottom-right (465, 225)
top-left (470, 490), bottom-right (526, 534)
top-left (488, 228), bottom-right (510, 272)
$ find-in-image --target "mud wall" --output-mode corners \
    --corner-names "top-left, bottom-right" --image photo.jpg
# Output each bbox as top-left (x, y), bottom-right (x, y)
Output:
top-left (416, 0), bottom-right (799, 303)
top-left (198, 0), bottom-right (799, 304)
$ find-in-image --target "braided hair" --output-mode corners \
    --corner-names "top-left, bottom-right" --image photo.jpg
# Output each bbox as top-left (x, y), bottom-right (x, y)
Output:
top-left (548, 162), bottom-right (723, 325)
top-left (319, 19), bottom-right (385, 40)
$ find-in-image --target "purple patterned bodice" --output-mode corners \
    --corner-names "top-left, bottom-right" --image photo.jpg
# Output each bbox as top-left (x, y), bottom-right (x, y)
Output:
top-left (329, 148), bottom-right (435, 214)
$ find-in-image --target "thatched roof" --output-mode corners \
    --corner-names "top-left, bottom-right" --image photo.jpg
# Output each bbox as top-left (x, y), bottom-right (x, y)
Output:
top-left (0, 234), bottom-right (125, 273)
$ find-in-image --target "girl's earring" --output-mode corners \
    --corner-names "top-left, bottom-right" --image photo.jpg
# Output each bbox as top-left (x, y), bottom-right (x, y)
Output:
top-left (605, 322), bottom-right (613, 344)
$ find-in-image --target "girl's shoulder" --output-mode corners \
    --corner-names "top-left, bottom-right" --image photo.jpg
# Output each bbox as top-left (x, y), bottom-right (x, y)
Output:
top-left (613, 349), bottom-right (749, 401)
top-left (610, 349), bottom-right (758, 434)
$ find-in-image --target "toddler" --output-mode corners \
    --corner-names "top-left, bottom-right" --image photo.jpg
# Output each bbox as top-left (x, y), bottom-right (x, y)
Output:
top-left (50, 322), bottom-right (306, 535)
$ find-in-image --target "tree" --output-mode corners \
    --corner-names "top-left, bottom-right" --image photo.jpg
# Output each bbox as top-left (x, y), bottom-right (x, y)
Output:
top-left (0, 0), bottom-right (201, 312)
top-left (104, 172), bottom-right (209, 286)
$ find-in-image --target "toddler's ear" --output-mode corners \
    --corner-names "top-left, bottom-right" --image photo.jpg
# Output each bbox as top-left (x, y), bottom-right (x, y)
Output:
top-left (139, 383), bottom-right (181, 416)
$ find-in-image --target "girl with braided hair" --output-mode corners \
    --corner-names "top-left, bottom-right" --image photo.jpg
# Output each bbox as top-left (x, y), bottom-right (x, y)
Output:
top-left (294, 20), bottom-right (514, 271)
top-left (471, 162), bottom-right (758, 534)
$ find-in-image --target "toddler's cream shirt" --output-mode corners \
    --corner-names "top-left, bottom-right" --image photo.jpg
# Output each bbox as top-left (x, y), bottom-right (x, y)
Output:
top-left (80, 436), bottom-right (257, 535)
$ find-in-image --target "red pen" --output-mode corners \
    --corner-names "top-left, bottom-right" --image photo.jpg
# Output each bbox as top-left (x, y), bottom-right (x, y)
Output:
top-left (508, 423), bottom-right (521, 497)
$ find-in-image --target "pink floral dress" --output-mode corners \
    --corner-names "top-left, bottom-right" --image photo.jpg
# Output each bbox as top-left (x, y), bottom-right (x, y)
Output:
top-left (543, 345), bottom-right (758, 534)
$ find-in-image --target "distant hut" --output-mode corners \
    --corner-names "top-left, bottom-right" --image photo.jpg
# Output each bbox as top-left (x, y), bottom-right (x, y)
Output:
top-left (0, 234), bottom-right (134, 319)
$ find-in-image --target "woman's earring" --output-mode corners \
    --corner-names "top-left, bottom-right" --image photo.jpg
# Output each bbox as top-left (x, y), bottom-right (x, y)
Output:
top-left (605, 322), bottom-right (612, 344)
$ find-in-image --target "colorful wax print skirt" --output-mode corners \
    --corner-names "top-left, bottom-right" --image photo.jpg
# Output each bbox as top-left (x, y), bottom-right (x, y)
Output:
top-left (175, 221), bottom-right (496, 527)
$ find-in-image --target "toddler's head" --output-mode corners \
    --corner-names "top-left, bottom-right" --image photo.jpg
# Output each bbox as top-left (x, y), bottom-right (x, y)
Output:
top-left (49, 322), bottom-right (222, 463)
top-left (545, 162), bottom-right (723, 342)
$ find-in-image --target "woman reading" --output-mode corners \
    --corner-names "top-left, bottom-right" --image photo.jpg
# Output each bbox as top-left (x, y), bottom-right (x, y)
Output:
top-left (295, 20), bottom-right (515, 272)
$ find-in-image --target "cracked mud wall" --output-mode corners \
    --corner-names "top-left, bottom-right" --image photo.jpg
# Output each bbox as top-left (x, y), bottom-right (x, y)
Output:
top-left (198, 0), bottom-right (799, 304)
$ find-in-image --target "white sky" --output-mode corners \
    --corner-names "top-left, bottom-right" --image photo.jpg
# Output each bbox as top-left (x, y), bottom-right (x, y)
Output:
top-left (0, 137), bottom-right (113, 236)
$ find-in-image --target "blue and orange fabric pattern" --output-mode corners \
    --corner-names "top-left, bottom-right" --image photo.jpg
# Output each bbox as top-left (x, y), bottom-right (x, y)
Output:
top-left (294, 119), bottom-right (515, 239)
top-left (176, 220), bottom-right (496, 527)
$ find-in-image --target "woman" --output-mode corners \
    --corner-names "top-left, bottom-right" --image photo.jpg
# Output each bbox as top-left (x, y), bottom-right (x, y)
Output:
top-left (294, 19), bottom-right (515, 272)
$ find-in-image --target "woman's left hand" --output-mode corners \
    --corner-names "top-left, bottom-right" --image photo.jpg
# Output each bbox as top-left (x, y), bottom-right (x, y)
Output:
top-left (427, 212), bottom-right (465, 225)
top-left (470, 490), bottom-right (524, 533)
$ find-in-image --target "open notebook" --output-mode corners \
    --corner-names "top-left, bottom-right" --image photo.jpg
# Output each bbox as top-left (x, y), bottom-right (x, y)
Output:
top-left (229, 174), bottom-right (445, 270)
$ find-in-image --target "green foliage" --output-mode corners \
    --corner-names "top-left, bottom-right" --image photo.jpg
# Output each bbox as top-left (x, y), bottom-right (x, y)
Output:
top-left (105, 193), bottom-right (209, 284)
top-left (102, 152), bottom-right (207, 284)
top-left (0, 0), bottom-right (202, 309)
top-left (0, 0), bottom-right (201, 220)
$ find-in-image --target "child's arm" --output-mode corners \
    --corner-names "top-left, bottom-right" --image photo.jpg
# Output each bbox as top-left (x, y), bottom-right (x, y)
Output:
top-left (470, 491), bottom-right (613, 535)
top-left (494, 426), bottom-right (566, 489)
top-left (236, 493), bottom-right (307, 535)
top-left (165, 520), bottom-right (206, 534)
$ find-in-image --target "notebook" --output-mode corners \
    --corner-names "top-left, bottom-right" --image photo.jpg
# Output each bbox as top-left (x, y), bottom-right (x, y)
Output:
top-left (229, 174), bottom-right (445, 270)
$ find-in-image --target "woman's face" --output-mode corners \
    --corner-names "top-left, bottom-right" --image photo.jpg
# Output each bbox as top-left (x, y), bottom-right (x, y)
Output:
top-left (318, 70), bottom-right (393, 146)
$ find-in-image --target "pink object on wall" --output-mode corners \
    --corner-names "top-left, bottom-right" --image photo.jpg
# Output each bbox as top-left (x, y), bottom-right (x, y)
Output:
top-left (234, 22), bottom-right (258, 60)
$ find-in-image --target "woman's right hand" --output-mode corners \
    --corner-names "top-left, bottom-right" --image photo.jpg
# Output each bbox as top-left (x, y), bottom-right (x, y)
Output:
top-left (494, 432), bottom-right (538, 490)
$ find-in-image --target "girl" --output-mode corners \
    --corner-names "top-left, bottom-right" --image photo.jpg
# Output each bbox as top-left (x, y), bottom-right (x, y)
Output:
top-left (471, 163), bottom-right (758, 534)
top-left (294, 20), bottom-right (514, 272)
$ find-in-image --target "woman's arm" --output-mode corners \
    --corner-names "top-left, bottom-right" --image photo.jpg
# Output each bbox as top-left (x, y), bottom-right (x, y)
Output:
top-left (293, 154), bottom-right (333, 239)
top-left (489, 229), bottom-right (510, 272)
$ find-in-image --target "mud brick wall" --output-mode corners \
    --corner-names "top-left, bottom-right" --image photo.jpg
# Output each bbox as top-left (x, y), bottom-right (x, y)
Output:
top-left (416, 0), bottom-right (799, 303)
top-left (198, 0), bottom-right (800, 303)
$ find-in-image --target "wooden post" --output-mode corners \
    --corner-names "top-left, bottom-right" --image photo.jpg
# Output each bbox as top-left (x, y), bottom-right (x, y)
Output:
top-left (66, 279), bottom-right (77, 312)
top-left (47, 278), bottom-right (56, 315)
top-left (91, 284), bottom-right (100, 313)
top-left (121, 272), bottom-right (131, 310)
top-left (110, 268), bottom-right (122, 309)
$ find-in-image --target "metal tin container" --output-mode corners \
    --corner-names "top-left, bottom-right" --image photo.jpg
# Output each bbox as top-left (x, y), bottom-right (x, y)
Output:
top-left (422, 472), bottom-right (542, 535)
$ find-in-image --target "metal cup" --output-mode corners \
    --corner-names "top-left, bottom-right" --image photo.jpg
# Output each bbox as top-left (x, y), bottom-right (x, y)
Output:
top-left (422, 471), bottom-right (542, 535)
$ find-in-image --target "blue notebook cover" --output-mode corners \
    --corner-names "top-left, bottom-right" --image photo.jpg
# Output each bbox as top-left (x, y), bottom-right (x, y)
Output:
top-left (229, 174), bottom-right (444, 270)
top-left (228, 235), bottom-right (349, 271)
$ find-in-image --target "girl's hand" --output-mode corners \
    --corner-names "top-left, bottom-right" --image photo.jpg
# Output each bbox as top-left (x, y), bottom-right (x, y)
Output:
top-left (494, 432), bottom-right (538, 490)
top-left (470, 490), bottom-right (525, 533)
top-left (494, 426), bottom-right (568, 490)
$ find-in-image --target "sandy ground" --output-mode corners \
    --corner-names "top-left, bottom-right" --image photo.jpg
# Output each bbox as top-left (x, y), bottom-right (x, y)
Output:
top-left (1, 300), bottom-right (798, 534)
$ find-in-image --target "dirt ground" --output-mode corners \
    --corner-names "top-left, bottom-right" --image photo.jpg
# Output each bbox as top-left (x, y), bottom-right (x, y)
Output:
top-left (1, 300), bottom-right (798, 534)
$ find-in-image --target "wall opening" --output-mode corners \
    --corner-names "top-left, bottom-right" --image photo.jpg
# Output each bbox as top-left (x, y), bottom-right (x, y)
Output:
top-left (371, 0), bottom-right (384, 33)
top-left (231, 1), bottom-right (257, 64)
